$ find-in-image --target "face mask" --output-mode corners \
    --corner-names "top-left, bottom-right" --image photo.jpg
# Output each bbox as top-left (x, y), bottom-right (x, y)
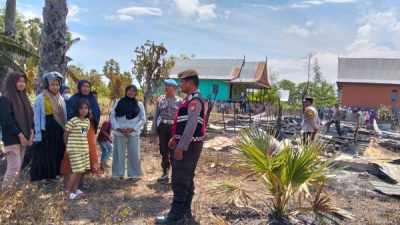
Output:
top-left (63, 93), bottom-right (71, 100)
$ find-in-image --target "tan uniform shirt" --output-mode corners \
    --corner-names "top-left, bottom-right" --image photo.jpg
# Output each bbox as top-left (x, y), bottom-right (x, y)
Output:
top-left (301, 106), bottom-right (319, 133)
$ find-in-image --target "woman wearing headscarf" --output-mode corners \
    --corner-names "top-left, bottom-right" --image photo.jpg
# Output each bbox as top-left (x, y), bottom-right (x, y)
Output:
top-left (110, 85), bottom-right (146, 179)
top-left (60, 80), bottom-right (101, 179)
top-left (0, 72), bottom-right (34, 192)
top-left (30, 72), bottom-right (67, 181)
top-left (60, 85), bottom-right (71, 102)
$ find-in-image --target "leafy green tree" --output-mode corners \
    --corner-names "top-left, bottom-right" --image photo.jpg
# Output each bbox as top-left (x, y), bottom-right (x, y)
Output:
top-left (312, 81), bottom-right (337, 109)
top-left (313, 57), bottom-right (323, 86)
top-left (131, 40), bottom-right (175, 132)
top-left (103, 59), bottom-right (132, 101)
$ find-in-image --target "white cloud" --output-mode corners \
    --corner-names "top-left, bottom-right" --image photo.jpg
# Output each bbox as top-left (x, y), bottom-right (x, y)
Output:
top-left (291, 0), bottom-right (355, 8)
top-left (105, 6), bottom-right (162, 22)
top-left (70, 31), bottom-right (88, 41)
top-left (173, 0), bottom-right (217, 22)
top-left (269, 52), bottom-right (339, 83)
top-left (346, 9), bottom-right (400, 57)
top-left (118, 14), bottom-right (134, 21)
top-left (242, 3), bottom-right (280, 11)
top-left (117, 6), bottom-right (162, 16)
top-left (67, 4), bottom-right (88, 22)
top-left (17, 3), bottom-right (41, 20)
top-left (284, 25), bottom-right (310, 38)
top-left (197, 4), bottom-right (217, 21)
top-left (104, 14), bottom-right (134, 22)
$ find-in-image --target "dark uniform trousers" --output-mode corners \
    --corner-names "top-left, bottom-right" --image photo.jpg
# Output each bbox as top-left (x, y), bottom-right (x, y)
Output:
top-left (157, 123), bottom-right (174, 169)
top-left (172, 141), bottom-right (203, 205)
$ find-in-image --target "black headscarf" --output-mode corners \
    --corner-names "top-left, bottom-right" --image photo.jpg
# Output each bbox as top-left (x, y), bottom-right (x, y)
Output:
top-left (67, 80), bottom-right (101, 131)
top-left (115, 85), bottom-right (140, 120)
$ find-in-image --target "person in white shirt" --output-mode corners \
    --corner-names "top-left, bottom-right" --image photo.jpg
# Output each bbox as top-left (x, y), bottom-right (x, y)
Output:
top-left (110, 85), bottom-right (146, 180)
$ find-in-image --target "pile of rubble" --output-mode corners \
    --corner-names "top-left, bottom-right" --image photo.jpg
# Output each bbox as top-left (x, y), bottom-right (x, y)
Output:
top-left (206, 114), bottom-right (400, 198)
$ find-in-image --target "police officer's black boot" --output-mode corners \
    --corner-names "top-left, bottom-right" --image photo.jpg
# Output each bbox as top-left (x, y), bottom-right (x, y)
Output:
top-left (184, 195), bottom-right (193, 219)
top-left (157, 168), bottom-right (169, 182)
top-left (155, 201), bottom-right (185, 224)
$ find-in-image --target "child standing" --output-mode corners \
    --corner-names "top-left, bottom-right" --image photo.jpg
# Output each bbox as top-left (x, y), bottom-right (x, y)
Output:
top-left (97, 118), bottom-right (113, 170)
top-left (64, 100), bottom-right (91, 200)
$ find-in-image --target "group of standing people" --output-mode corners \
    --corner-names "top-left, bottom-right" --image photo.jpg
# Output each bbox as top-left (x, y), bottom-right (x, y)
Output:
top-left (0, 69), bottom-right (207, 224)
top-left (0, 71), bottom-right (146, 200)
top-left (304, 99), bottom-right (372, 143)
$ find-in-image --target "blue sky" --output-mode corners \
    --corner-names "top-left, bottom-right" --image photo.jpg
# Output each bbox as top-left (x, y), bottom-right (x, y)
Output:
top-left (4, 0), bottom-right (400, 83)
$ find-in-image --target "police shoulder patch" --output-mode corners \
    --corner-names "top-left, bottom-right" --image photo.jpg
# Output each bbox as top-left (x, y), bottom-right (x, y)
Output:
top-left (189, 100), bottom-right (198, 111)
top-left (305, 107), bottom-right (314, 119)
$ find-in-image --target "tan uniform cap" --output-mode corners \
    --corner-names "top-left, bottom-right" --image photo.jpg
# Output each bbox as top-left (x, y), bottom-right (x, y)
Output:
top-left (177, 69), bottom-right (198, 79)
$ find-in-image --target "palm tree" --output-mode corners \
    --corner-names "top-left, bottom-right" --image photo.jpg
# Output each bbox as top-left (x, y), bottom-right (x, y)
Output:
top-left (0, 0), bottom-right (17, 87)
top-left (210, 127), bottom-right (353, 223)
top-left (37, 0), bottom-right (68, 90)
top-left (0, 34), bottom-right (39, 72)
top-left (4, 0), bottom-right (16, 38)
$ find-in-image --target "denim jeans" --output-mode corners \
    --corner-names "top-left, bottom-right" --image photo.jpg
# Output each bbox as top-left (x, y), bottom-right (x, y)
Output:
top-left (98, 141), bottom-right (113, 163)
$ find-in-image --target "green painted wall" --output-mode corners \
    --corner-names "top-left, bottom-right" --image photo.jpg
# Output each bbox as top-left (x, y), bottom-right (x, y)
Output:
top-left (173, 79), bottom-right (230, 101)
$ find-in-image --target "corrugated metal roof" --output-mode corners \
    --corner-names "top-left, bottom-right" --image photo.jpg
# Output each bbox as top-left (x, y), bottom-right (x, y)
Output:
top-left (170, 59), bottom-right (243, 80)
top-left (230, 62), bottom-right (270, 88)
top-left (231, 62), bottom-right (259, 82)
top-left (337, 58), bottom-right (400, 84)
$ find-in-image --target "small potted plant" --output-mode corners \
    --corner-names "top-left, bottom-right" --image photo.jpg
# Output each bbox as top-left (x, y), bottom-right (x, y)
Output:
top-left (377, 105), bottom-right (393, 131)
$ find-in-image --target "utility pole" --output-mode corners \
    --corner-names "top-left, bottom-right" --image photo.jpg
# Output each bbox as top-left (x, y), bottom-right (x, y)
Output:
top-left (302, 52), bottom-right (312, 112)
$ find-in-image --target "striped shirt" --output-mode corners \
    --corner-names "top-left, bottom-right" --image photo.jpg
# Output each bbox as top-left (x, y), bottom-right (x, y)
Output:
top-left (65, 117), bottom-right (90, 153)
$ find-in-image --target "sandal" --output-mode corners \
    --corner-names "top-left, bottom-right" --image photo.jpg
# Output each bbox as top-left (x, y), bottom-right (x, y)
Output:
top-left (69, 192), bottom-right (81, 200)
top-left (76, 189), bottom-right (84, 197)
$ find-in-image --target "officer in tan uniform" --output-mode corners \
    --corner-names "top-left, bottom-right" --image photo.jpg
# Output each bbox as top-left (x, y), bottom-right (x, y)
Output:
top-left (301, 96), bottom-right (319, 144)
top-left (155, 69), bottom-right (206, 224)
top-left (150, 79), bottom-right (182, 182)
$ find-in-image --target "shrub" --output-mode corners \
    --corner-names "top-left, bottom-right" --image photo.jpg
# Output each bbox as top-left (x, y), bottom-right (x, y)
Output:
top-left (209, 127), bottom-right (353, 223)
top-left (377, 105), bottom-right (393, 121)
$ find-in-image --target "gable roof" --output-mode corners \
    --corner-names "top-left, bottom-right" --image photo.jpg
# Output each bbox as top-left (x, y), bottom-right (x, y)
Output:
top-left (230, 61), bottom-right (270, 88)
top-left (337, 58), bottom-right (400, 85)
top-left (170, 59), bottom-right (243, 80)
top-left (169, 58), bottom-right (270, 88)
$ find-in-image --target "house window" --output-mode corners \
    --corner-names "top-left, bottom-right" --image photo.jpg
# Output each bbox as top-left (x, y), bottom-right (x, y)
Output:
top-left (391, 90), bottom-right (398, 102)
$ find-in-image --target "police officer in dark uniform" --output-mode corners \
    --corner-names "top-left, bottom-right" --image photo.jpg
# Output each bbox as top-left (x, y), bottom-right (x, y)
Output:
top-left (155, 69), bottom-right (206, 224)
top-left (150, 79), bottom-right (182, 182)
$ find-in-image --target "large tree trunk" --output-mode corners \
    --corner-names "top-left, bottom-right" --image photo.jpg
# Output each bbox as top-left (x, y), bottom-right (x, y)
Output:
top-left (37, 0), bottom-right (68, 91)
top-left (0, 0), bottom-right (16, 89)
top-left (4, 0), bottom-right (16, 38)
top-left (142, 83), bottom-right (153, 135)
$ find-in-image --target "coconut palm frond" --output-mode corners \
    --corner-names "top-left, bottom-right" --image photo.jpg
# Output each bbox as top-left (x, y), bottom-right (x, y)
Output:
top-left (0, 34), bottom-right (39, 60)
top-left (65, 66), bottom-right (80, 83)
top-left (208, 182), bottom-right (253, 206)
top-left (0, 51), bottom-right (25, 73)
top-left (235, 128), bottom-right (278, 174)
top-left (293, 184), bottom-right (354, 222)
top-left (209, 213), bottom-right (229, 225)
top-left (66, 37), bottom-right (80, 51)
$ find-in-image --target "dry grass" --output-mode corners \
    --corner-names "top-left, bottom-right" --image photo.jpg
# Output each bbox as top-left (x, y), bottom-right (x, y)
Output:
top-left (0, 118), bottom-right (400, 224)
